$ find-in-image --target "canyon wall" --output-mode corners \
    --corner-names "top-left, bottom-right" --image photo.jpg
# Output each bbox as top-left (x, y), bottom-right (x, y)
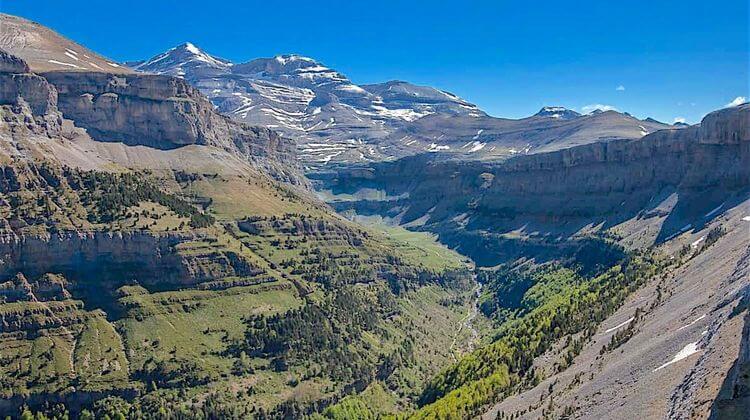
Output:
top-left (43, 71), bottom-right (303, 183)
top-left (319, 104), bottom-right (750, 265)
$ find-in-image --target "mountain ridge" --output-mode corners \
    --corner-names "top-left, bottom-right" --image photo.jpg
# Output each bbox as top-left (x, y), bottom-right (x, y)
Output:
top-left (0, 12), bottom-right (747, 420)
top-left (129, 42), bottom-right (676, 169)
top-left (0, 33), bottom-right (476, 418)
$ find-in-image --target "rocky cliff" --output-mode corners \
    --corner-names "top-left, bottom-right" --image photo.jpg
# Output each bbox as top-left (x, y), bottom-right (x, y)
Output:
top-left (42, 71), bottom-right (303, 184)
top-left (319, 104), bottom-right (749, 265)
top-left (0, 49), bottom-right (62, 134)
top-left (0, 231), bottom-right (267, 301)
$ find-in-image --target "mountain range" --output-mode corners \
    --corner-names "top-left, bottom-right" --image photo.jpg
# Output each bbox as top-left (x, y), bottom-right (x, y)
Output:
top-left (0, 11), bottom-right (747, 420)
top-left (128, 42), bottom-right (677, 169)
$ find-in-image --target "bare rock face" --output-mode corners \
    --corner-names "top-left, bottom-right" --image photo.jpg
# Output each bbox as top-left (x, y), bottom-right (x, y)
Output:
top-left (0, 272), bottom-right (70, 303)
top-left (699, 103), bottom-right (749, 145)
top-left (322, 105), bottom-right (750, 265)
top-left (0, 49), bottom-right (29, 73)
top-left (0, 49), bottom-right (61, 131)
top-left (42, 71), bottom-right (303, 184)
top-left (0, 231), bottom-right (263, 290)
top-left (0, 273), bottom-right (33, 302)
top-left (29, 273), bottom-right (71, 300)
top-left (0, 73), bottom-right (58, 116)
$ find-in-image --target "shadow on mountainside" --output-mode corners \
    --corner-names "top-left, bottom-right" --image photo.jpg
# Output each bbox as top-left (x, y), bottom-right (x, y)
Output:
top-left (710, 309), bottom-right (750, 419)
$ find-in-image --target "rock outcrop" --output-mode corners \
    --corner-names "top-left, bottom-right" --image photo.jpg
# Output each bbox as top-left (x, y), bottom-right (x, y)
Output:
top-left (42, 71), bottom-right (303, 184)
top-left (0, 49), bottom-right (28, 74)
top-left (0, 272), bottom-right (71, 303)
top-left (0, 231), bottom-right (265, 290)
top-left (0, 49), bottom-right (61, 132)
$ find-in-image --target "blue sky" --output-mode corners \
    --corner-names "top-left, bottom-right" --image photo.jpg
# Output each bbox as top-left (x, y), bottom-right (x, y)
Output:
top-left (3, 0), bottom-right (747, 123)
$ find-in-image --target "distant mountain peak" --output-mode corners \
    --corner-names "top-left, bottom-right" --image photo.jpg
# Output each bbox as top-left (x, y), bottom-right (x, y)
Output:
top-left (273, 54), bottom-right (317, 65)
top-left (132, 42), bottom-right (230, 76)
top-left (534, 106), bottom-right (580, 120)
top-left (180, 42), bottom-right (201, 54)
top-left (643, 117), bottom-right (666, 125)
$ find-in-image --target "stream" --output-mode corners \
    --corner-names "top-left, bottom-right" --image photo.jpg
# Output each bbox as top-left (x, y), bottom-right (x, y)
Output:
top-left (449, 275), bottom-right (482, 361)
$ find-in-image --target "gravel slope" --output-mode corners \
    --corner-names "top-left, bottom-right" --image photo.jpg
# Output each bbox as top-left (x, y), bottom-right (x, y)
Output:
top-left (483, 198), bottom-right (750, 419)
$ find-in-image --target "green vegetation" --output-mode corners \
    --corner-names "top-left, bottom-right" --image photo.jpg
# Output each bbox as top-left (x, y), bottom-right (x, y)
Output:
top-left (0, 157), bottom-right (673, 420)
top-left (69, 169), bottom-right (213, 227)
top-left (359, 222), bottom-right (467, 271)
top-left (0, 162), bottom-right (214, 235)
top-left (238, 286), bottom-right (385, 382)
top-left (0, 161), bottom-right (476, 418)
top-left (412, 251), bottom-right (662, 419)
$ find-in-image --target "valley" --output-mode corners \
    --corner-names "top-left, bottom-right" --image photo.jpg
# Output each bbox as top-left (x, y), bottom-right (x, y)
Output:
top-left (0, 10), bottom-right (747, 420)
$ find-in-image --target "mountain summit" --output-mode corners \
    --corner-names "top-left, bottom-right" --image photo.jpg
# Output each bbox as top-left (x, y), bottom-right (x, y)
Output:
top-left (130, 42), bottom-right (231, 77)
top-left (129, 44), bottom-right (676, 168)
top-left (533, 106), bottom-right (581, 120)
top-left (130, 44), bottom-right (484, 168)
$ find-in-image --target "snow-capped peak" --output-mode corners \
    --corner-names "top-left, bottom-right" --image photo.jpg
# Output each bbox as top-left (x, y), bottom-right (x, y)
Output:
top-left (132, 42), bottom-right (231, 76)
top-left (534, 106), bottom-right (581, 120)
top-left (183, 42), bottom-right (202, 55)
top-left (171, 42), bottom-right (229, 68)
top-left (274, 54), bottom-right (316, 65)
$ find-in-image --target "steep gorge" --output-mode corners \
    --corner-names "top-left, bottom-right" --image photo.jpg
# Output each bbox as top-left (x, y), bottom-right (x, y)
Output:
top-left (318, 104), bottom-right (749, 266)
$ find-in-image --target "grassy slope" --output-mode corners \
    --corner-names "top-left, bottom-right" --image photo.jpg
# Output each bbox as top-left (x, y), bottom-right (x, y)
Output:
top-left (0, 162), bottom-right (476, 416)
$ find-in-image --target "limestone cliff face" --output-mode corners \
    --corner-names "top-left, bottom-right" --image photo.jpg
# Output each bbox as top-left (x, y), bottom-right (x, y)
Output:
top-left (0, 231), bottom-right (264, 290)
top-left (321, 104), bottom-right (749, 265)
top-left (0, 50), bottom-right (28, 74)
top-left (42, 71), bottom-right (304, 184)
top-left (0, 49), bottom-right (61, 133)
top-left (0, 52), bottom-right (280, 306)
top-left (474, 112), bottom-right (747, 219)
top-left (0, 272), bottom-right (70, 303)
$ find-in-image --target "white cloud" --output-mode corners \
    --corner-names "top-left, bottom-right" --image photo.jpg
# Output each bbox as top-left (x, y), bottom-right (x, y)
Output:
top-left (673, 117), bottom-right (686, 124)
top-left (581, 104), bottom-right (618, 113)
top-left (616, 85), bottom-right (625, 91)
top-left (725, 96), bottom-right (747, 107)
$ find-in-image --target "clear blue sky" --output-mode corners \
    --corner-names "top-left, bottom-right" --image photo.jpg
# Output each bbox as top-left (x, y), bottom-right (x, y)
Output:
top-left (3, 0), bottom-right (747, 123)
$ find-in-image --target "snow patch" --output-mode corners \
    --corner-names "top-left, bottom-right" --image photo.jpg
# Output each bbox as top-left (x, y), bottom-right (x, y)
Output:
top-left (465, 141), bottom-right (486, 153)
top-left (677, 314), bottom-right (707, 331)
top-left (48, 60), bottom-right (83, 69)
top-left (337, 84), bottom-right (367, 94)
top-left (604, 316), bottom-right (634, 334)
top-left (369, 105), bottom-right (431, 121)
top-left (690, 237), bottom-right (705, 249)
top-left (427, 143), bottom-right (450, 152)
top-left (318, 150), bottom-right (344, 165)
top-left (653, 341), bottom-right (701, 371)
top-left (274, 54), bottom-right (316, 65)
